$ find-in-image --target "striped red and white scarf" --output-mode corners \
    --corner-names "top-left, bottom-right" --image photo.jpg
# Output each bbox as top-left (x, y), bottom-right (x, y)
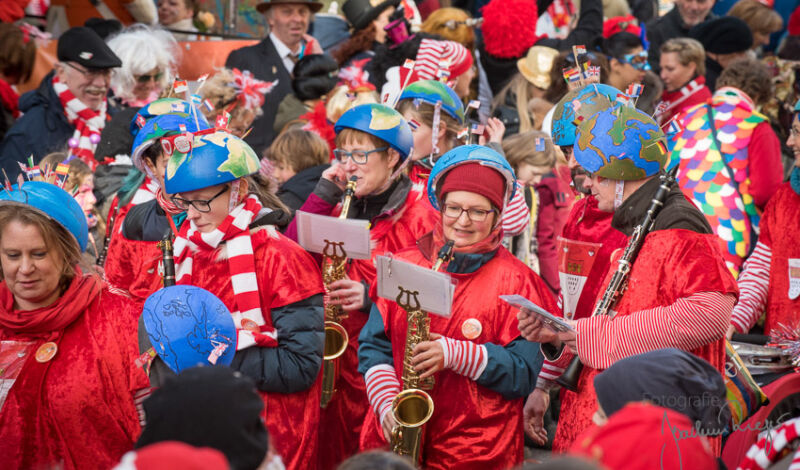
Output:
top-left (52, 75), bottom-right (106, 171)
top-left (173, 194), bottom-right (278, 350)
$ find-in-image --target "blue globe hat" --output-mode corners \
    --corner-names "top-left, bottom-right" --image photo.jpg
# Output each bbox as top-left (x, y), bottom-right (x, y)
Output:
top-left (574, 105), bottom-right (668, 181)
top-left (427, 144), bottom-right (517, 211)
top-left (142, 285), bottom-right (237, 374)
top-left (164, 129), bottom-right (260, 194)
top-left (131, 113), bottom-right (210, 173)
top-left (399, 80), bottom-right (466, 125)
top-left (334, 103), bottom-right (414, 160)
top-left (129, 98), bottom-right (205, 137)
top-left (551, 83), bottom-right (621, 146)
top-left (0, 181), bottom-right (89, 252)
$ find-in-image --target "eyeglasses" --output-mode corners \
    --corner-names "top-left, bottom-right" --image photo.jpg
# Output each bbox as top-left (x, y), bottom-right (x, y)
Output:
top-left (333, 147), bottom-right (388, 165)
top-left (621, 51), bottom-right (651, 71)
top-left (64, 62), bottom-right (112, 80)
top-left (136, 72), bottom-right (164, 83)
top-left (442, 204), bottom-right (496, 222)
top-left (791, 126), bottom-right (800, 138)
top-left (170, 185), bottom-right (228, 213)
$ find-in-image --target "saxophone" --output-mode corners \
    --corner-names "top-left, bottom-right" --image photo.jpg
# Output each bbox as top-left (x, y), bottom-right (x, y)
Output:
top-left (391, 240), bottom-right (454, 465)
top-left (320, 176), bottom-right (358, 408)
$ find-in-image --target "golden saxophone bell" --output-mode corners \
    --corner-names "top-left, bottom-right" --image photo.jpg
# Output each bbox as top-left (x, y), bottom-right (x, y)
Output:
top-left (321, 321), bottom-right (349, 409)
top-left (391, 388), bottom-right (434, 464)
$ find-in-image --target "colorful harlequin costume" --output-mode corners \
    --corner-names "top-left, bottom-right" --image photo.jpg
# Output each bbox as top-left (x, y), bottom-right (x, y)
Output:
top-left (0, 181), bottom-right (148, 469)
top-left (283, 103), bottom-right (438, 469)
top-left (153, 129), bottom-right (325, 470)
top-left (547, 105), bottom-right (736, 453)
top-left (668, 87), bottom-right (783, 277)
top-left (357, 145), bottom-right (557, 469)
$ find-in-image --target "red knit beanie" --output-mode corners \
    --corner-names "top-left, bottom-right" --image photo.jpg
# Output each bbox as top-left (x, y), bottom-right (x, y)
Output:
top-left (438, 163), bottom-right (507, 210)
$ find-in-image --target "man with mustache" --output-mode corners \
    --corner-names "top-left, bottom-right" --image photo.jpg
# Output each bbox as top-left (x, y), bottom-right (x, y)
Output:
top-left (521, 83), bottom-right (628, 450)
top-left (0, 26), bottom-right (121, 179)
top-left (226, 0), bottom-right (324, 155)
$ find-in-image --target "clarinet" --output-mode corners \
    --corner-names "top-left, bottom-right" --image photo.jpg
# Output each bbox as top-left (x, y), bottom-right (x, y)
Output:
top-left (157, 228), bottom-right (176, 287)
top-left (96, 208), bottom-right (117, 268)
top-left (555, 165), bottom-right (679, 391)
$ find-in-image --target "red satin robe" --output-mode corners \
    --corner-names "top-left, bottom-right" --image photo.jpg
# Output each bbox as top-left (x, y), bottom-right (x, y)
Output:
top-left (360, 244), bottom-right (559, 470)
top-left (103, 211), bottom-right (163, 303)
top-left (0, 289), bottom-right (147, 469)
top-left (180, 227), bottom-right (324, 470)
top-left (553, 230), bottom-right (737, 453)
top-left (319, 187), bottom-right (438, 470)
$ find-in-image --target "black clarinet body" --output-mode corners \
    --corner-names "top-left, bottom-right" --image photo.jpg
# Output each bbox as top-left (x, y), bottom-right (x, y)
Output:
top-left (158, 229), bottom-right (176, 287)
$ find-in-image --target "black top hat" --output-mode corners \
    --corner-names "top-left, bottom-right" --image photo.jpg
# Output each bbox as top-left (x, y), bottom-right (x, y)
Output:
top-left (342, 0), bottom-right (401, 31)
top-left (57, 26), bottom-right (122, 69)
top-left (256, 0), bottom-right (324, 13)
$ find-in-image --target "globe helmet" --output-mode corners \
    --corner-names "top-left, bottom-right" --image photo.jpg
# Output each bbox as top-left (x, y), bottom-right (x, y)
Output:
top-left (551, 83), bottom-right (621, 147)
top-left (574, 105), bottom-right (668, 181)
top-left (142, 285), bottom-right (237, 373)
top-left (334, 103), bottom-right (414, 160)
top-left (129, 98), bottom-right (206, 135)
top-left (131, 112), bottom-right (210, 173)
top-left (427, 144), bottom-right (517, 211)
top-left (164, 128), bottom-right (260, 194)
top-left (398, 80), bottom-right (466, 125)
top-left (0, 181), bottom-right (89, 252)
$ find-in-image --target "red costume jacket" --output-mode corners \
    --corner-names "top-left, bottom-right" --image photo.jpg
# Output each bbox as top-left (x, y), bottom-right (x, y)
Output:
top-left (0, 281), bottom-right (147, 469)
top-left (656, 76), bottom-right (711, 129)
top-left (178, 227), bottom-right (324, 470)
top-left (103, 211), bottom-right (163, 303)
top-left (361, 241), bottom-right (558, 469)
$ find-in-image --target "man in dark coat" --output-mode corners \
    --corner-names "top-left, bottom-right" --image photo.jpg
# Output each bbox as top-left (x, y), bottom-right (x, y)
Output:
top-left (646, 0), bottom-right (716, 73)
top-left (225, 0), bottom-right (323, 155)
top-left (0, 26), bottom-right (120, 180)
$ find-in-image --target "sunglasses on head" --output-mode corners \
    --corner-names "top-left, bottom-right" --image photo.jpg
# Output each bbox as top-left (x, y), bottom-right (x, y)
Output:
top-left (136, 72), bottom-right (164, 83)
top-left (621, 51), bottom-right (651, 71)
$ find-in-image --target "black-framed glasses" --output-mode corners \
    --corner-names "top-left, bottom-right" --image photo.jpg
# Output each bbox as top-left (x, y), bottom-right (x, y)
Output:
top-left (64, 62), bottom-right (112, 80)
top-left (333, 147), bottom-right (388, 165)
top-left (136, 72), bottom-right (164, 83)
top-left (442, 204), bottom-right (496, 222)
top-left (170, 185), bottom-right (228, 213)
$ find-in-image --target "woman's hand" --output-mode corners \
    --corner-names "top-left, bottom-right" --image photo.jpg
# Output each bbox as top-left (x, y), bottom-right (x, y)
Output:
top-left (726, 325), bottom-right (737, 340)
top-left (557, 321), bottom-right (578, 354)
top-left (326, 279), bottom-right (365, 311)
top-left (411, 333), bottom-right (445, 379)
top-left (381, 411), bottom-right (398, 443)
top-left (517, 308), bottom-right (560, 345)
top-left (321, 164), bottom-right (348, 191)
top-left (524, 388), bottom-right (551, 445)
top-left (479, 117), bottom-right (506, 146)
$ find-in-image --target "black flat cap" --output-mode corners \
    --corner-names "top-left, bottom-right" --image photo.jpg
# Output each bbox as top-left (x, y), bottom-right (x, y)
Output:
top-left (689, 16), bottom-right (754, 54)
top-left (57, 26), bottom-right (122, 69)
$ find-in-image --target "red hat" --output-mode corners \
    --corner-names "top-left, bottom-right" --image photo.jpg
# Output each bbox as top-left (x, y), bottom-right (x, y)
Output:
top-left (414, 39), bottom-right (474, 82)
top-left (603, 15), bottom-right (641, 38)
top-left (480, 0), bottom-right (539, 59)
top-left (569, 402), bottom-right (716, 470)
top-left (116, 442), bottom-right (229, 470)
top-left (439, 162), bottom-right (507, 210)
top-left (789, 6), bottom-right (800, 35)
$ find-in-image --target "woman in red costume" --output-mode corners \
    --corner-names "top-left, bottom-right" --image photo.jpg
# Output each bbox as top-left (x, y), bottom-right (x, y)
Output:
top-left (358, 145), bottom-right (558, 470)
top-left (0, 181), bottom-right (146, 469)
top-left (161, 128), bottom-right (324, 470)
top-left (655, 37), bottom-right (711, 129)
top-left (284, 103), bottom-right (438, 469)
top-left (729, 98), bottom-right (800, 337)
top-left (520, 105), bottom-right (736, 454)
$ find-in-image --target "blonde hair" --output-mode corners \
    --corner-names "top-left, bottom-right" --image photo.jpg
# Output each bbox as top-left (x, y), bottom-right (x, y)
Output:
top-left (267, 129), bottom-right (329, 173)
top-left (396, 98), bottom-right (462, 150)
top-left (661, 37), bottom-right (707, 77)
top-left (200, 68), bottom-right (264, 125)
top-left (492, 74), bottom-right (541, 133)
top-left (728, 0), bottom-right (783, 36)
top-left (420, 8), bottom-right (476, 50)
top-left (326, 85), bottom-right (379, 123)
top-left (502, 130), bottom-right (556, 171)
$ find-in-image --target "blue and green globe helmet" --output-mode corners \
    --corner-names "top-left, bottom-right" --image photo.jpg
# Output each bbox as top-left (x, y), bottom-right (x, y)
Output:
top-left (574, 105), bottom-right (668, 181)
top-left (551, 83), bottom-right (621, 147)
top-left (0, 181), bottom-right (89, 252)
top-left (142, 285), bottom-right (237, 373)
top-left (131, 112), bottom-right (210, 173)
top-left (164, 129), bottom-right (260, 195)
top-left (334, 103), bottom-right (414, 160)
top-left (129, 98), bottom-right (206, 136)
top-left (398, 80), bottom-right (466, 125)
top-left (427, 144), bottom-right (517, 210)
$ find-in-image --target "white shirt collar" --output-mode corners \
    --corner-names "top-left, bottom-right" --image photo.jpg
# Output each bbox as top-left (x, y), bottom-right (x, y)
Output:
top-left (270, 32), bottom-right (297, 59)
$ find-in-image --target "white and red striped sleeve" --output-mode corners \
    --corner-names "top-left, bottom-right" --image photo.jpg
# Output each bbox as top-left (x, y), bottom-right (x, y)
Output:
top-left (501, 183), bottom-right (530, 236)
top-left (574, 291), bottom-right (735, 370)
top-left (364, 364), bottom-right (402, 425)
top-left (731, 241), bottom-right (772, 334)
top-left (436, 336), bottom-right (488, 380)
top-left (536, 350), bottom-right (574, 390)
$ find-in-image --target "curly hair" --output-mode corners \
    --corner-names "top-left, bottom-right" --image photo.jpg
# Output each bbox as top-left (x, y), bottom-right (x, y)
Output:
top-left (716, 58), bottom-right (774, 107)
top-left (107, 24), bottom-right (178, 103)
top-left (330, 24), bottom-right (377, 66)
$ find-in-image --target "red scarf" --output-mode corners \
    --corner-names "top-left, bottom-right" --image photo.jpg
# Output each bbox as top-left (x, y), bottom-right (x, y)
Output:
top-left (52, 75), bottom-right (107, 171)
top-left (0, 272), bottom-right (102, 337)
top-left (0, 78), bottom-right (19, 118)
top-left (656, 76), bottom-right (709, 127)
top-left (155, 187), bottom-right (183, 216)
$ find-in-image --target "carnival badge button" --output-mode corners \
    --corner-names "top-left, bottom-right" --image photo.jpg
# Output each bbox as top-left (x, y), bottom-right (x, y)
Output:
top-left (35, 342), bottom-right (58, 363)
top-left (461, 318), bottom-right (482, 340)
top-left (241, 319), bottom-right (259, 332)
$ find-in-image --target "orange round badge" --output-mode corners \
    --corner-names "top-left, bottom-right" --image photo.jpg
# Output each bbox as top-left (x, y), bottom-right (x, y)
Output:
top-left (461, 318), bottom-right (482, 340)
top-left (240, 319), bottom-right (259, 332)
top-left (35, 342), bottom-right (58, 363)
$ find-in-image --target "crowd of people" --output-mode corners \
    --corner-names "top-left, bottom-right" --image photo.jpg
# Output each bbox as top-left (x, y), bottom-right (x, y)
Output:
top-left (1, 0), bottom-right (800, 468)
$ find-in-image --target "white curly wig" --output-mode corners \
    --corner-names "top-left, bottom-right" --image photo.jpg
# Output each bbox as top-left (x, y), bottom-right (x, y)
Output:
top-left (107, 24), bottom-right (179, 103)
